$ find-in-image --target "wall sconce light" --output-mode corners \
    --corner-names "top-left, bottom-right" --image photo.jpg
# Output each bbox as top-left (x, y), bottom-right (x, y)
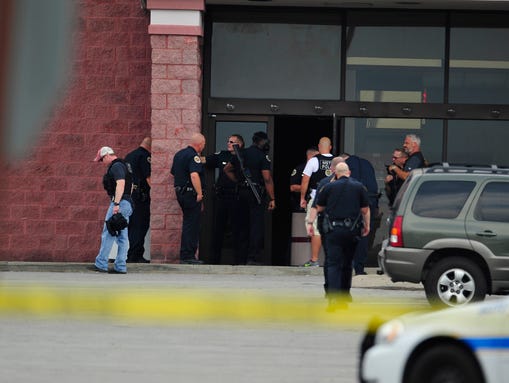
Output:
top-left (359, 106), bottom-right (368, 115)
top-left (226, 103), bottom-right (235, 112)
top-left (491, 109), bottom-right (501, 118)
top-left (314, 105), bottom-right (323, 114)
top-left (401, 107), bottom-right (412, 115)
top-left (270, 104), bottom-right (280, 113)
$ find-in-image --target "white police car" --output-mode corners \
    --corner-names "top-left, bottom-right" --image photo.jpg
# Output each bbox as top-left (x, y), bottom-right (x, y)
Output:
top-left (360, 297), bottom-right (509, 383)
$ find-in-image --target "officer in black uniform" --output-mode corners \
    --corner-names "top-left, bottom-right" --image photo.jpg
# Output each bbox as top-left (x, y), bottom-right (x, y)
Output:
top-left (341, 153), bottom-right (380, 275)
top-left (315, 162), bottom-right (370, 310)
top-left (204, 134), bottom-right (245, 264)
top-left (289, 147), bottom-right (318, 212)
top-left (125, 137), bottom-right (151, 263)
top-left (224, 131), bottom-right (276, 265)
top-left (170, 133), bottom-right (206, 264)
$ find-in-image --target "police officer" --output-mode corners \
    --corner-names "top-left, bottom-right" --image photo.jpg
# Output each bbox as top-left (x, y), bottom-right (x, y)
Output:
top-left (306, 156), bottom-right (345, 294)
top-left (170, 133), bottom-right (206, 264)
top-left (204, 134), bottom-right (245, 264)
top-left (341, 153), bottom-right (379, 275)
top-left (315, 162), bottom-right (370, 310)
top-left (92, 146), bottom-right (133, 274)
top-left (224, 131), bottom-right (276, 265)
top-left (289, 147), bottom-right (318, 212)
top-left (385, 148), bottom-right (408, 207)
top-left (125, 137), bottom-right (151, 263)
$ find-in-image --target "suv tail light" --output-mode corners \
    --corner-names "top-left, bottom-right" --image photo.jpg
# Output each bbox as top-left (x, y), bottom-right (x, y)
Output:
top-left (390, 215), bottom-right (404, 247)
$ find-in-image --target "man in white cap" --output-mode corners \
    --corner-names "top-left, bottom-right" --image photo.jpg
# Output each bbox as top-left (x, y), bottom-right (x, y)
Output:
top-left (91, 146), bottom-right (133, 273)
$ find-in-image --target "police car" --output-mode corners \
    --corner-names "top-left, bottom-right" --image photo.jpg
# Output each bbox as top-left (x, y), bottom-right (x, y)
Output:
top-left (360, 297), bottom-right (509, 383)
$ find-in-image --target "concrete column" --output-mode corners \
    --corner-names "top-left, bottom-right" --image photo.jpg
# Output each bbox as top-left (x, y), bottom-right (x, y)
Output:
top-left (146, 0), bottom-right (204, 263)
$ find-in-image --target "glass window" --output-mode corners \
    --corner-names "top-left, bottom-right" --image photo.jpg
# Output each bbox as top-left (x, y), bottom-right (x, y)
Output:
top-left (447, 120), bottom-right (509, 166)
top-left (412, 181), bottom-right (475, 219)
top-left (211, 22), bottom-right (341, 99)
top-left (450, 23), bottom-right (509, 104)
top-left (346, 14), bottom-right (445, 103)
top-left (474, 182), bottom-right (509, 223)
top-left (343, 117), bottom-right (443, 193)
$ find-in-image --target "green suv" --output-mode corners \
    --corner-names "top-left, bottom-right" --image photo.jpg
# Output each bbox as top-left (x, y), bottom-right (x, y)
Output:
top-left (379, 164), bottom-right (509, 307)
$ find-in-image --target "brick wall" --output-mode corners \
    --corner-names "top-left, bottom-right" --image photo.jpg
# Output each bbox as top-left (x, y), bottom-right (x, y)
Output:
top-left (0, 0), bottom-right (151, 261)
top-left (150, 35), bottom-right (203, 263)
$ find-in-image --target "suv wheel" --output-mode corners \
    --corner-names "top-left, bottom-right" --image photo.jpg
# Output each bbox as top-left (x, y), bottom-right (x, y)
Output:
top-left (424, 257), bottom-right (487, 307)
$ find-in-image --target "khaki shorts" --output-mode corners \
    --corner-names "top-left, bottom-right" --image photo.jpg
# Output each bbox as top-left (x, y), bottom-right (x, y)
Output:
top-left (304, 199), bottom-right (320, 236)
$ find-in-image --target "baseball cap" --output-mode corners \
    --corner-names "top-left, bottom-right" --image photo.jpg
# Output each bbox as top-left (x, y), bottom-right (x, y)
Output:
top-left (94, 146), bottom-right (114, 162)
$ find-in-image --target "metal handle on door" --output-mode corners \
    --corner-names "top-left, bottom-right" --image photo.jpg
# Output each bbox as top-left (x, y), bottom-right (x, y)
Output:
top-left (476, 231), bottom-right (497, 237)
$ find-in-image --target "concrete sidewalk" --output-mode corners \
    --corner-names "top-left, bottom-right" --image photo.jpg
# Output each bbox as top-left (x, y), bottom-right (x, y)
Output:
top-left (0, 262), bottom-right (422, 290)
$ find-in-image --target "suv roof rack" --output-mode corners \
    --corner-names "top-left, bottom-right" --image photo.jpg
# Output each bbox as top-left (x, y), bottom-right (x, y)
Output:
top-left (426, 163), bottom-right (509, 175)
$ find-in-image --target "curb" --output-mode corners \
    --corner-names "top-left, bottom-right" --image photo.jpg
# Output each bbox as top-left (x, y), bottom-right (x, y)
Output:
top-left (0, 262), bottom-right (422, 290)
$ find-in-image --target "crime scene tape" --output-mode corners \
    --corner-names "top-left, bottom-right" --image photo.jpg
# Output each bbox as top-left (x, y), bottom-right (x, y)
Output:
top-left (0, 284), bottom-right (432, 328)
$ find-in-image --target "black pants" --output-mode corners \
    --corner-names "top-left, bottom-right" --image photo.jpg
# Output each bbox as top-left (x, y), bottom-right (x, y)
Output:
top-left (176, 192), bottom-right (202, 261)
top-left (211, 194), bottom-right (242, 264)
top-left (324, 227), bottom-right (359, 296)
top-left (237, 188), bottom-right (264, 265)
top-left (127, 193), bottom-right (150, 262)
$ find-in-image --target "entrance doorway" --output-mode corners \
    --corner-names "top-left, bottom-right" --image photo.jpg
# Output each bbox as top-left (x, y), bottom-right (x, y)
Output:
top-left (271, 116), bottom-right (334, 265)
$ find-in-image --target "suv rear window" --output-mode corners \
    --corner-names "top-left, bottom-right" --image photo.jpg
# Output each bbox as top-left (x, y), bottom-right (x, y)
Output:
top-left (412, 181), bottom-right (475, 218)
top-left (474, 182), bottom-right (509, 222)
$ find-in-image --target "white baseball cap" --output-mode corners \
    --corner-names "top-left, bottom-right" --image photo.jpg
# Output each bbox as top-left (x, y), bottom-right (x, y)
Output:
top-left (94, 146), bottom-right (114, 162)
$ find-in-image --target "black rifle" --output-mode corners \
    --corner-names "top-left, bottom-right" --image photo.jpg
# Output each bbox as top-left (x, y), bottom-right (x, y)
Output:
top-left (232, 144), bottom-right (262, 204)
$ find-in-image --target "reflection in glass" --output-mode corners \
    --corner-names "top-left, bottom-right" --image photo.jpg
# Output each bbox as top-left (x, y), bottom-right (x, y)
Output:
top-left (449, 28), bottom-right (509, 104)
top-left (447, 120), bottom-right (509, 166)
top-left (346, 25), bottom-right (444, 103)
top-left (211, 23), bottom-right (341, 99)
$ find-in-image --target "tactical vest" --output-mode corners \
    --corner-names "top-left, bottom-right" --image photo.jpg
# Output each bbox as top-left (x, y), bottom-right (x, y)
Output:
top-left (309, 154), bottom-right (333, 190)
top-left (102, 159), bottom-right (133, 198)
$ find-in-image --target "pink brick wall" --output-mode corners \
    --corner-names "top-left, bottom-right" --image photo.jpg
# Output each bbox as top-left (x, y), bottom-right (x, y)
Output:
top-left (0, 0), bottom-right (152, 261)
top-left (150, 35), bottom-right (203, 263)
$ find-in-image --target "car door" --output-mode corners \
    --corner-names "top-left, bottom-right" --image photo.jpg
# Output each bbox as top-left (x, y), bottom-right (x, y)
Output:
top-left (465, 180), bottom-right (509, 278)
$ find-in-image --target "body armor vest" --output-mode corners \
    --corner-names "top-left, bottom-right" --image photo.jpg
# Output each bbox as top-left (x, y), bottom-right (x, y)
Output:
top-left (309, 154), bottom-right (333, 190)
top-left (102, 159), bottom-right (133, 198)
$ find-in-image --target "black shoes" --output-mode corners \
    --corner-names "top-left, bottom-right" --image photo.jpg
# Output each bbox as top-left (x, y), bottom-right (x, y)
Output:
top-left (180, 258), bottom-right (204, 265)
top-left (127, 257), bottom-right (150, 263)
top-left (88, 265), bottom-right (108, 273)
top-left (88, 264), bottom-right (126, 274)
top-left (108, 268), bottom-right (127, 274)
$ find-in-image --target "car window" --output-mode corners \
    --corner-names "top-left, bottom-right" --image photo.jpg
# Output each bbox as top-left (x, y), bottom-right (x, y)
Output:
top-left (474, 182), bottom-right (509, 222)
top-left (412, 181), bottom-right (475, 218)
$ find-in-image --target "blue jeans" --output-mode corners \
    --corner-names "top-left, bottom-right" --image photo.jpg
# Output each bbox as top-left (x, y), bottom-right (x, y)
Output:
top-left (95, 200), bottom-right (133, 272)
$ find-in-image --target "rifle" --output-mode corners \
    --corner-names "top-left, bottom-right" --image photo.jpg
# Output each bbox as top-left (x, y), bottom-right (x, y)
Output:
top-left (232, 144), bottom-right (262, 205)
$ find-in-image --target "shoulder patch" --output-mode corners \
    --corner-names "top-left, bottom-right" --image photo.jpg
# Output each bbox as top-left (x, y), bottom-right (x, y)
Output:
top-left (214, 151), bottom-right (221, 155)
top-left (194, 155), bottom-right (201, 164)
top-left (291, 168), bottom-right (297, 176)
top-left (265, 155), bottom-right (271, 163)
top-left (147, 156), bottom-right (151, 164)
top-left (325, 169), bottom-right (333, 177)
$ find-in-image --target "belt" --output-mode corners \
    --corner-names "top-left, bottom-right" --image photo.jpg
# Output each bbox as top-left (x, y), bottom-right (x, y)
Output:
top-left (175, 186), bottom-right (195, 192)
top-left (331, 218), bottom-right (355, 228)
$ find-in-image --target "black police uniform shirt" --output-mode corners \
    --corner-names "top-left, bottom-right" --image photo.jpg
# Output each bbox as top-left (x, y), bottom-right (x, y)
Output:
top-left (311, 174), bottom-right (336, 209)
top-left (205, 150), bottom-right (237, 190)
top-left (316, 176), bottom-right (369, 221)
top-left (231, 145), bottom-right (271, 185)
top-left (289, 162), bottom-right (305, 211)
top-left (170, 146), bottom-right (204, 188)
top-left (404, 151), bottom-right (425, 172)
top-left (125, 146), bottom-right (151, 192)
top-left (345, 155), bottom-right (379, 207)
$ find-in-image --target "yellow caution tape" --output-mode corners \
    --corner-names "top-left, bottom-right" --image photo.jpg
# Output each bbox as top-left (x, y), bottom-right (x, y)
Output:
top-left (0, 284), bottom-right (432, 328)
